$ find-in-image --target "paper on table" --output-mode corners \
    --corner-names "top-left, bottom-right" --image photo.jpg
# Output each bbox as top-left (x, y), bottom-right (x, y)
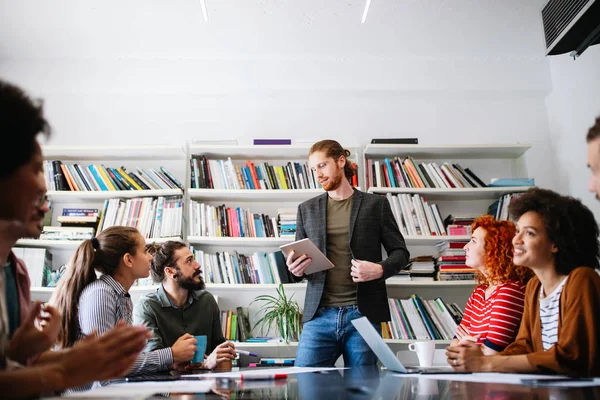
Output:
top-left (62, 380), bottom-right (215, 397)
top-left (392, 372), bottom-right (600, 387)
top-left (184, 366), bottom-right (343, 378)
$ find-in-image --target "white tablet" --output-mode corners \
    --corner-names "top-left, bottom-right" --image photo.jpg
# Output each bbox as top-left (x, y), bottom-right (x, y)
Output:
top-left (279, 238), bottom-right (335, 275)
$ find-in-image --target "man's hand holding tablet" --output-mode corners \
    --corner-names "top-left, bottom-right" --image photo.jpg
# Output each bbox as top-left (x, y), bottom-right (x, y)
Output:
top-left (281, 238), bottom-right (335, 277)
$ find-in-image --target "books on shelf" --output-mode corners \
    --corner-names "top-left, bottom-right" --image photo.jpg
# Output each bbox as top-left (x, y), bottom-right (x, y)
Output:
top-left (189, 201), bottom-right (279, 238)
top-left (278, 208), bottom-right (297, 238)
top-left (488, 178), bottom-right (535, 187)
top-left (382, 295), bottom-right (464, 340)
top-left (385, 193), bottom-right (446, 237)
top-left (40, 226), bottom-right (94, 241)
top-left (370, 138), bottom-right (418, 144)
top-left (190, 156), bottom-right (321, 190)
top-left (191, 248), bottom-right (294, 285)
top-left (98, 196), bottom-right (183, 239)
top-left (43, 161), bottom-right (183, 191)
top-left (487, 192), bottom-right (526, 220)
top-left (366, 157), bottom-right (487, 189)
top-left (253, 139), bottom-right (292, 145)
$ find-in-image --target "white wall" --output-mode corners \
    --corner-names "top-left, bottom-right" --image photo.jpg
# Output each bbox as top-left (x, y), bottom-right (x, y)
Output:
top-left (545, 46), bottom-right (600, 219)
top-left (0, 0), bottom-right (556, 189)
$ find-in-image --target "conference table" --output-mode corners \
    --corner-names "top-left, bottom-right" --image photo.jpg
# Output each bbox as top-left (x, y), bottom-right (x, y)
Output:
top-left (138, 366), bottom-right (600, 399)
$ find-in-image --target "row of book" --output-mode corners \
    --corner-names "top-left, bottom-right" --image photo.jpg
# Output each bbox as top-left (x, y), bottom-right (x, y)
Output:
top-left (98, 196), bottom-right (183, 239)
top-left (188, 202), bottom-right (279, 238)
top-left (382, 295), bottom-right (464, 340)
top-left (487, 193), bottom-right (524, 221)
top-left (43, 160), bottom-right (183, 192)
top-left (221, 307), bottom-right (253, 342)
top-left (190, 156), bottom-right (359, 190)
top-left (191, 249), bottom-right (294, 285)
top-left (367, 157), bottom-right (487, 189)
top-left (386, 193), bottom-right (447, 237)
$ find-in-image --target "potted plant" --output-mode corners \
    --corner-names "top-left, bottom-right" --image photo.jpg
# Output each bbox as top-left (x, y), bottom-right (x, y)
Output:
top-left (251, 283), bottom-right (303, 342)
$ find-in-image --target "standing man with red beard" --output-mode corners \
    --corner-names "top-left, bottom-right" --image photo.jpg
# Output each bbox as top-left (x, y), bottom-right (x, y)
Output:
top-left (134, 241), bottom-right (236, 370)
top-left (287, 140), bottom-right (410, 367)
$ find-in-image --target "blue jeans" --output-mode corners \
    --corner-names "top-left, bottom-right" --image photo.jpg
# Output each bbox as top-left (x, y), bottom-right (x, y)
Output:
top-left (295, 305), bottom-right (379, 367)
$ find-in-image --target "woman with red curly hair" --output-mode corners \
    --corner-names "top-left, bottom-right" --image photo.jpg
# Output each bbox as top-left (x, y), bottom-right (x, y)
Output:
top-left (451, 215), bottom-right (533, 355)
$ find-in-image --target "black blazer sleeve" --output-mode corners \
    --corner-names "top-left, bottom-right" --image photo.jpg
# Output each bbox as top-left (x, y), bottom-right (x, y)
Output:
top-left (378, 197), bottom-right (410, 279)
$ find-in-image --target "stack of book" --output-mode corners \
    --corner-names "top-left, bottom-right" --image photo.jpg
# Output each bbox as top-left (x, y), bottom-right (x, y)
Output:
top-left (277, 208), bottom-right (297, 238)
top-left (387, 270), bottom-right (411, 282)
top-left (406, 256), bottom-right (436, 281)
top-left (443, 214), bottom-right (476, 236)
top-left (386, 193), bottom-right (445, 237)
top-left (366, 157), bottom-right (486, 189)
top-left (40, 226), bottom-right (94, 241)
top-left (190, 248), bottom-right (294, 285)
top-left (57, 208), bottom-right (100, 230)
top-left (436, 241), bottom-right (475, 281)
top-left (188, 202), bottom-right (278, 238)
top-left (382, 295), bottom-right (464, 340)
top-left (98, 196), bottom-right (183, 239)
top-left (43, 161), bottom-right (183, 191)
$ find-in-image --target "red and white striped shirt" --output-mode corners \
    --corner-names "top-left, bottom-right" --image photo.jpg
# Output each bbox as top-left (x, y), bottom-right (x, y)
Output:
top-left (459, 281), bottom-right (526, 351)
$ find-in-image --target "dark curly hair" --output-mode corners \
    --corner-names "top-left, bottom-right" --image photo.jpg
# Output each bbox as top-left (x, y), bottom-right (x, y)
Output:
top-left (509, 187), bottom-right (600, 274)
top-left (146, 240), bottom-right (188, 282)
top-left (471, 215), bottom-right (533, 286)
top-left (0, 80), bottom-right (51, 179)
top-left (586, 116), bottom-right (600, 142)
top-left (309, 139), bottom-right (357, 182)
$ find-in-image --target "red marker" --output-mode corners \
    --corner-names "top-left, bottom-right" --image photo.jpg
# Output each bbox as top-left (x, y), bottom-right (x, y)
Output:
top-left (240, 373), bottom-right (288, 381)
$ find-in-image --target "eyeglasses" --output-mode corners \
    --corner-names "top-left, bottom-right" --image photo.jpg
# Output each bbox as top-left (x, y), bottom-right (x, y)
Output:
top-left (36, 194), bottom-right (49, 207)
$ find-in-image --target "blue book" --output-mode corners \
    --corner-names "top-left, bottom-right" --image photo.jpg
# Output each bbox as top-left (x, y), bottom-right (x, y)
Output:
top-left (488, 178), bottom-right (535, 187)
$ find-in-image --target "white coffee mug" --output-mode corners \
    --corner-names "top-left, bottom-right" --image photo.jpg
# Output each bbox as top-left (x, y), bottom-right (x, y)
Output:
top-left (408, 341), bottom-right (436, 368)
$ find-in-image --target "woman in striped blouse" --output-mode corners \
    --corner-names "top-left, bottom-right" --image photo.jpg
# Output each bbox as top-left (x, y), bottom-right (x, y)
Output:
top-left (447, 188), bottom-right (600, 377)
top-left (451, 215), bottom-right (533, 355)
top-left (51, 226), bottom-right (198, 389)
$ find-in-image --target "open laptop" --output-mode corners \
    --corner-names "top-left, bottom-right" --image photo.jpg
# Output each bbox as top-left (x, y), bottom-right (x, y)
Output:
top-left (351, 317), bottom-right (467, 374)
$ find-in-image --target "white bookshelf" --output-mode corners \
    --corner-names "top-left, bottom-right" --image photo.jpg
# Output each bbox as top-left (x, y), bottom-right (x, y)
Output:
top-left (188, 188), bottom-right (325, 202)
top-left (42, 145), bottom-right (186, 161)
top-left (387, 280), bottom-right (476, 287)
top-left (363, 143), bottom-right (531, 159)
top-left (47, 189), bottom-right (183, 201)
top-left (187, 236), bottom-right (294, 246)
top-left (15, 236), bottom-right (183, 249)
top-left (367, 186), bottom-right (532, 200)
top-left (403, 235), bottom-right (470, 245)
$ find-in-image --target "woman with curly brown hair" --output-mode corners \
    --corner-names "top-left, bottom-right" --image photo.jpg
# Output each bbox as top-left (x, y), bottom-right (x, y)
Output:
top-left (451, 215), bottom-right (533, 356)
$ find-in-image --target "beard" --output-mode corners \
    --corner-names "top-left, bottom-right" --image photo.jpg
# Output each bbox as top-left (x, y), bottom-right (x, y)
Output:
top-left (320, 168), bottom-right (344, 191)
top-left (176, 271), bottom-right (206, 291)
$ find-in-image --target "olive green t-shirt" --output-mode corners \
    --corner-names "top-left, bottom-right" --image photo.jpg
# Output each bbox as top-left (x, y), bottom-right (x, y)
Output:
top-left (320, 194), bottom-right (356, 307)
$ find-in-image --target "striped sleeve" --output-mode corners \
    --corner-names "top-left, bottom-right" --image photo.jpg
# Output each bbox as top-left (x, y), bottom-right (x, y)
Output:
top-left (78, 284), bottom-right (173, 375)
top-left (79, 285), bottom-right (119, 335)
top-left (458, 286), bottom-right (482, 333)
top-left (483, 283), bottom-right (526, 351)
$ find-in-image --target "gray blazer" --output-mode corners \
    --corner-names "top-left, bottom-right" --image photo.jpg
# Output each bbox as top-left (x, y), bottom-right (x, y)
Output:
top-left (294, 188), bottom-right (410, 323)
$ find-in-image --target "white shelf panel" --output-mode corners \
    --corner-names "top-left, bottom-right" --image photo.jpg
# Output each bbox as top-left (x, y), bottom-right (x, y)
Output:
top-left (15, 239), bottom-right (83, 249)
top-left (188, 188), bottom-right (325, 201)
top-left (16, 237), bottom-right (182, 249)
top-left (188, 144), bottom-right (314, 160)
top-left (47, 189), bottom-right (183, 201)
top-left (188, 236), bottom-right (294, 246)
top-left (30, 287), bottom-right (56, 293)
top-left (364, 144), bottom-right (531, 159)
top-left (205, 283), bottom-right (307, 290)
top-left (387, 280), bottom-right (477, 287)
top-left (404, 235), bottom-right (470, 245)
top-left (43, 145), bottom-right (186, 161)
top-left (367, 186), bottom-right (532, 200)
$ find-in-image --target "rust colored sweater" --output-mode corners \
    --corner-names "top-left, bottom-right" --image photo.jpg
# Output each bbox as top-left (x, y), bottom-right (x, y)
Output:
top-left (501, 267), bottom-right (600, 377)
